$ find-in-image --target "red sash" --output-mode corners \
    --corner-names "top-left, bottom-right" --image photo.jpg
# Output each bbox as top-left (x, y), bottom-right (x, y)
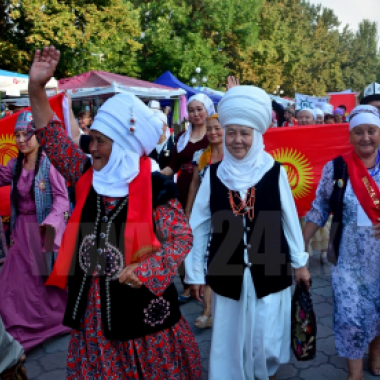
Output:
top-left (46, 156), bottom-right (161, 289)
top-left (342, 149), bottom-right (380, 225)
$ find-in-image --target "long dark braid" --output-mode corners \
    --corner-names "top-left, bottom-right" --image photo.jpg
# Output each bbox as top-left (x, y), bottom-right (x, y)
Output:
top-left (11, 151), bottom-right (25, 212)
top-left (31, 147), bottom-right (43, 201)
top-left (11, 146), bottom-right (43, 211)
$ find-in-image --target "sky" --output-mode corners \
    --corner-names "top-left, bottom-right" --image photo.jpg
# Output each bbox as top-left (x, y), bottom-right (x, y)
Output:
top-left (308, 0), bottom-right (380, 33)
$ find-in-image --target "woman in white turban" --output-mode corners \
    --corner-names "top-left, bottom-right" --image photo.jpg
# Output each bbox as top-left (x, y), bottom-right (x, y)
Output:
top-left (186, 85), bottom-right (310, 380)
top-left (27, 47), bottom-right (202, 380)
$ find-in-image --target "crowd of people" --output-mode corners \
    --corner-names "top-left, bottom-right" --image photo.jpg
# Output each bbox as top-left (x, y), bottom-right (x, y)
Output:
top-left (0, 46), bottom-right (380, 380)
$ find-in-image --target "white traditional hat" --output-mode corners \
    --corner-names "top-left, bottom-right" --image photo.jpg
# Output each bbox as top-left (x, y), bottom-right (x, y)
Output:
top-left (360, 82), bottom-right (380, 105)
top-left (90, 93), bottom-right (163, 197)
top-left (148, 100), bottom-right (161, 110)
top-left (349, 105), bottom-right (380, 131)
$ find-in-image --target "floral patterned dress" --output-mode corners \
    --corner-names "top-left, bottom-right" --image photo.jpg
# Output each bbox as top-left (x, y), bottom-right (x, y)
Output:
top-left (305, 160), bottom-right (380, 359)
top-left (36, 119), bottom-right (202, 379)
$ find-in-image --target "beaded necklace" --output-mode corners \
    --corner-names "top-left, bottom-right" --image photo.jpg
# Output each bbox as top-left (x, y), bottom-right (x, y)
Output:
top-left (228, 187), bottom-right (255, 221)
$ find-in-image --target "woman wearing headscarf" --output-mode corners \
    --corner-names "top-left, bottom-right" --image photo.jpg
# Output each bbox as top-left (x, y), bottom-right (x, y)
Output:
top-left (0, 110), bottom-right (70, 352)
top-left (303, 105), bottom-right (380, 380)
top-left (28, 47), bottom-right (202, 380)
top-left (161, 93), bottom-right (215, 302)
top-left (297, 108), bottom-right (316, 125)
top-left (334, 108), bottom-right (344, 124)
top-left (161, 93), bottom-right (215, 209)
top-left (315, 108), bottom-right (324, 124)
top-left (186, 86), bottom-right (310, 380)
top-left (184, 113), bottom-right (224, 329)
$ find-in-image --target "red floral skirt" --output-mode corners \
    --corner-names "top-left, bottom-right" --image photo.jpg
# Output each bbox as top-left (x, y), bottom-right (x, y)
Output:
top-left (67, 277), bottom-right (202, 379)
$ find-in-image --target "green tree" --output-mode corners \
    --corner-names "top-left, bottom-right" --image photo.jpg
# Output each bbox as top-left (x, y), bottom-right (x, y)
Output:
top-left (339, 20), bottom-right (380, 92)
top-left (133, 0), bottom-right (262, 88)
top-left (2, 0), bottom-right (142, 78)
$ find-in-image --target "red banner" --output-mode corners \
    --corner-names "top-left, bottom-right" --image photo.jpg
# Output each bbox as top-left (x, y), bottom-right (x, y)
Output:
top-left (264, 123), bottom-right (351, 216)
top-left (329, 93), bottom-right (357, 114)
top-left (0, 94), bottom-right (65, 216)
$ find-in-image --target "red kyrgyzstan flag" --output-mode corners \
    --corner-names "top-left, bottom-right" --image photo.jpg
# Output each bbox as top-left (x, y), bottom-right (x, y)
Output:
top-left (0, 93), bottom-right (66, 216)
top-left (264, 123), bottom-right (352, 216)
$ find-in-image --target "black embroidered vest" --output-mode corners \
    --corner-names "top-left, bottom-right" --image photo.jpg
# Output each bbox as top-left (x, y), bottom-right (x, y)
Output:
top-left (207, 162), bottom-right (292, 301)
top-left (63, 173), bottom-right (182, 341)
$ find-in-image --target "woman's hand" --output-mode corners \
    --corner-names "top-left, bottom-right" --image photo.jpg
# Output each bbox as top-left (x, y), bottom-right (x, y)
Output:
top-left (29, 47), bottom-right (60, 88)
top-left (189, 284), bottom-right (204, 302)
top-left (372, 219), bottom-right (380, 239)
top-left (226, 76), bottom-right (240, 90)
top-left (294, 266), bottom-right (311, 291)
top-left (118, 263), bottom-right (143, 288)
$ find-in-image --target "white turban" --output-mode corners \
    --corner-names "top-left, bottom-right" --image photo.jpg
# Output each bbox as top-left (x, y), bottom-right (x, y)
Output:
top-left (321, 103), bottom-right (334, 115)
top-left (349, 105), bottom-right (380, 131)
top-left (218, 85), bottom-right (272, 134)
top-left (216, 86), bottom-right (275, 191)
top-left (148, 100), bottom-right (161, 110)
top-left (176, 93), bottom-right (215, 153)
top-left (91, 93), bottom-right (163, 197)
top-left (314, 108), bottom-right (324, 117)
top-left (298, 108), bottom-right (316, 120)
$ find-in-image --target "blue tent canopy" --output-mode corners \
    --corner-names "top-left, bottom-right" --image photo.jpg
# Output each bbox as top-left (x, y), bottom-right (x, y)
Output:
top-left (154, 71), bottom-right (222, 104)
top-left (0, 69), bottom-right (28, 78)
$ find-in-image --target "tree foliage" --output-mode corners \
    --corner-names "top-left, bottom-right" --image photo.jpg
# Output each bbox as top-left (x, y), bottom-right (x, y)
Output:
top-left (2, 0), bottom-right (142, 77)
top-left (0, 0), bottom-right (379, 96)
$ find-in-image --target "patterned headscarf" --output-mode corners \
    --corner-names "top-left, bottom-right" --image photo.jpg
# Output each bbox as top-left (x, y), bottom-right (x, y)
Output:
top-left (14, 111), bottom-right (35, 141)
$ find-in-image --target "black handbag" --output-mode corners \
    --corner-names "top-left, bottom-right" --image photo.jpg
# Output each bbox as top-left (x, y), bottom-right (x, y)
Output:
top-left (291, 280), bottom-right (317, 361)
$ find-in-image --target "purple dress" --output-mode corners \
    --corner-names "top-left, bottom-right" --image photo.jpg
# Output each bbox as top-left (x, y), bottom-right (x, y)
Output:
top-left (0, 157), bottom-right (71, 351)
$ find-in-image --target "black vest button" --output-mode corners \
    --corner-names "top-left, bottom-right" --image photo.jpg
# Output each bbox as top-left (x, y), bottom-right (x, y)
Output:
top-left (97, 248), bottom-right (102, 255)
top-left (246, 262), bottom-right (252, 268)
top-left (247, 244), bottom-right (251, 249)
top-left (246, 227), bottom-right (251, 232)
top-left (100, 233), bottom-right (105, 239)
top-left (97, 264), bottom-right (101, 271)
top-left (102, 216), bottom-right (108, 222)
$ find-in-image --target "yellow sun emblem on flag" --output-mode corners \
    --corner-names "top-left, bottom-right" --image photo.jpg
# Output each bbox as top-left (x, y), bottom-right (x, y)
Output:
top-left (271, 148), bottom-right (313, 199)
top-left (0, 134), bottom-right (18, 166)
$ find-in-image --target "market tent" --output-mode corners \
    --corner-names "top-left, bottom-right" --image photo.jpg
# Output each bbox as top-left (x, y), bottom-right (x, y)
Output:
top-left (58, 70), bottom-right (185, 98)
top-left (154, 71), bottom-right (223, 104)
top-left (0, 69), bottom-right (57, 96)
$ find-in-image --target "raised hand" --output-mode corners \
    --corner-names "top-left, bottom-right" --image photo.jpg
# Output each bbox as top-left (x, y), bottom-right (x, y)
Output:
top-left (29, 47), bottom-right (60, 88)
top-left (226, 76), bottom-right (240, 91)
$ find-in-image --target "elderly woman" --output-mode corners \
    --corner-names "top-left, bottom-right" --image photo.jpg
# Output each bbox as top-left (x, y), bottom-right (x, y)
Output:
top-left (297, 108), bottom-right (315, 125)
top-left (303, 105), bottom-right (380, 380)
top-left (28, 47), bottom-right (202, 380)
top-left (186, 86), bottom-right (310, 380)
top-left (315, 108), bottom-right (324, 124)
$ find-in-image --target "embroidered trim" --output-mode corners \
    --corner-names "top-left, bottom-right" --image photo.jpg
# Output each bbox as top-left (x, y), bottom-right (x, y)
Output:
top-left (72, 274), bottom-right (87, 320)
top-left (143, 297), bottom-right (171, 327)
top-left (362, 176), bottom-right (380, 208)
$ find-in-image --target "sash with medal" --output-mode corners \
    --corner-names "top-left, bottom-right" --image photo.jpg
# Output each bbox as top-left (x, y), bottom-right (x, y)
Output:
top-left (342, 149), bottom-right (380, 225)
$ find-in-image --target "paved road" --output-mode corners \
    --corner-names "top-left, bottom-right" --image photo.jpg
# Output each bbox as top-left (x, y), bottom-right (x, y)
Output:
top-left (23, 252), bottom-right (378, 379)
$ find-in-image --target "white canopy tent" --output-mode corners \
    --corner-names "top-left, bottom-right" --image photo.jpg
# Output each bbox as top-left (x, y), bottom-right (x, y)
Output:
top-left (0, 69), bottom-right (57, 97)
